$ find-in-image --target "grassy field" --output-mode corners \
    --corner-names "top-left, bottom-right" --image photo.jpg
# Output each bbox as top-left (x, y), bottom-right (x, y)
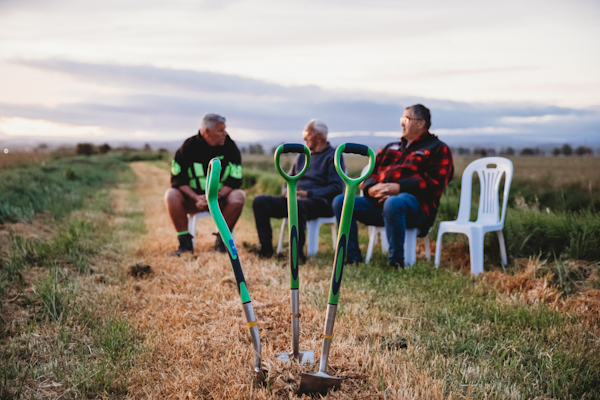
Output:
top-left (1, 151), bottom-right (599, 399)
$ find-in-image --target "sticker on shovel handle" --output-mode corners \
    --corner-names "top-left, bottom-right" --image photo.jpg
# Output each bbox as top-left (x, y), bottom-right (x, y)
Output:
top-left (290, 224), bottom-right (299, 288)
top-left (328, 233), bottom-right (347, 305)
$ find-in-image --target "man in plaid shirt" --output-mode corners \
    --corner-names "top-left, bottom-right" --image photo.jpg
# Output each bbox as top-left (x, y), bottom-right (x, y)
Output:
top-left (332, 104), bottom-right (454, 268)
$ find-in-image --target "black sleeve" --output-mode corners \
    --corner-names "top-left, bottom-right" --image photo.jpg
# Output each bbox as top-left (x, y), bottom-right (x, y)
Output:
top-left (170, 142), bottom-right (190, 188)
top-left (222, 139), bottom-right (243, 190)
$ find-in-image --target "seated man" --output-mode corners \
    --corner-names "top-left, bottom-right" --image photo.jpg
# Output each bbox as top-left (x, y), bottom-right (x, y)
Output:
top-left (333, 104), bottom-right (454, 267)
top-left (165, 113), bottom-right (245, 256)
top-left (252, 119), bottom-right (345, 259)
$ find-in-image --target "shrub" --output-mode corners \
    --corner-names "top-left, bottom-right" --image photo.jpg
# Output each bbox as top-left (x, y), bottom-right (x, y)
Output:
top-left (76, 143), bottom-right (96, 156)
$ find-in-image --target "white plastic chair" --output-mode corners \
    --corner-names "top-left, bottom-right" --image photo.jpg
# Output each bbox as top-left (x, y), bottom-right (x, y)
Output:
top-left (359, 165), bottom-right (431, 266)
top-left (434, 157), bottom-right (513, 275)
top-left (365, 226), bottom-right (430, 266)
top-left (276, 217), bottom-right (337, 256)
top-left (188, 212), bottom-right (234, 246)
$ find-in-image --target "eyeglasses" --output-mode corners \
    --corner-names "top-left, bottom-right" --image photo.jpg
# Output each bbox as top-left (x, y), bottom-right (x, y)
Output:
top-left (401, 116), bottom-right (423, 124)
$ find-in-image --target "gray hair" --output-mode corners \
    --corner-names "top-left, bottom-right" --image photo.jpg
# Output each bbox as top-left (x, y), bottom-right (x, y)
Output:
top-left (309, 119), bottom-right (328, 138)
top-left (201, 113), bottom-right (226, 131)
top-left (406, 104), bottom-right (431, 129)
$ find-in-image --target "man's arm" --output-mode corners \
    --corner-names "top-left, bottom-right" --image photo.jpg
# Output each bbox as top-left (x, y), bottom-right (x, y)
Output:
top-left (396, 144), bottom-right (453, 198)
top-left (301, 153), bottom-right (345, 200)
top-left (178, 185), bottom-right (208, 210)
top-left (362, 146), bottom-right (387, 201)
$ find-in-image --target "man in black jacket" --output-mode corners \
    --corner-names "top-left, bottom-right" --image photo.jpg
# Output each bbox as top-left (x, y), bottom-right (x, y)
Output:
top-left (165, 113), bottom-right (245, 256)
top-left (252, 119), bottom-right (345, 259)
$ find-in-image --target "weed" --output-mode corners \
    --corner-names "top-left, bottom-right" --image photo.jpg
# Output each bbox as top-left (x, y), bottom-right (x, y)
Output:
top-left (34, 267), bottom-right (69, 322)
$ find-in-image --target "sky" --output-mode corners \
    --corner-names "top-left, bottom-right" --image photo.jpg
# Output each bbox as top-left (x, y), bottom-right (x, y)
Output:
top-left (0, 0), bottom-right (599, 147)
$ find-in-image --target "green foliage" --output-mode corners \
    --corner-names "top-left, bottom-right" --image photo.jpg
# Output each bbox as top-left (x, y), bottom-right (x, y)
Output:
top-left (0, 154), bottom-right (128, 223)
top-left (503, 209), bottom-right (600, 261)
top-left (241, 169), bottom-right (283, 196)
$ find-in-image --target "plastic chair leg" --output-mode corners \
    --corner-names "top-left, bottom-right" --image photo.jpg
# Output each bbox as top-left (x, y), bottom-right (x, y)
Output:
top-left (404, 228), bottom-right (418, 266)
top-left (497, 230), bottom-right (508, 265)
top-left (365, 226), bottom-right (377, 263)
top-left (467, 229), bottom-right (485, 275)
top-left (424, 234), bottom-right (431, 261)
top-left (188, 214), bottom-right (199, 246)
top-left (434, 229), bottom-right (445, 268)
top-left (306, 220), bottom-right (320, 256)
top-left (276, 218), bottom-right (287, 254)
top-left (380, 229), bottom-right (389, 253)
top-left (330, 223), bottom-right (337, 249)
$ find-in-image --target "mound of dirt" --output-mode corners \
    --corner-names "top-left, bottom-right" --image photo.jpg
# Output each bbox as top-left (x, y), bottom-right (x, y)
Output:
top-left (127, 263), bottom-right (153, 278)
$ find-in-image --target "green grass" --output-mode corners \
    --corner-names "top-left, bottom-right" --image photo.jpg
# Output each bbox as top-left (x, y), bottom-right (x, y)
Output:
top-left (0, 152), bottom-right (146, 399)
top-left (330, 259), bottom-right (600, 399)
top-left (0, 154), bottom-right (129, 223)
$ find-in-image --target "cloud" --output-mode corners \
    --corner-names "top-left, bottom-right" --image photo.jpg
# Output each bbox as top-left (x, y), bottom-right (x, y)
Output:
top-left (3, 59), bottom-right (600, 145)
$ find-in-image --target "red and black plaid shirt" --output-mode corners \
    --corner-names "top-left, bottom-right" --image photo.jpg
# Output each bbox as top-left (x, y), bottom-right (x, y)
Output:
top-left (362, 132), bottom-right (454, 233)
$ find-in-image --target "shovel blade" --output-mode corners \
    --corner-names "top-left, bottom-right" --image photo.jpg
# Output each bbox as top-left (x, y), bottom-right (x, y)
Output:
top-left (254, 368), bottom-right (266, 385)
top-left (276, 350), bottom-right (315, 365)
top-left (298, 371), bottom-right (342, 395)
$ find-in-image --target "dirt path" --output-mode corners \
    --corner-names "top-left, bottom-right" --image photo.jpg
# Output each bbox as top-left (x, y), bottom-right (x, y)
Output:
top-left (123, 162), bottom-right (444, 399)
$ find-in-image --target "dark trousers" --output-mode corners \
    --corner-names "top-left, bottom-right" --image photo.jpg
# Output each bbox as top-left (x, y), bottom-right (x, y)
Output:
top-left (253, 195), bottom-right (333, 249)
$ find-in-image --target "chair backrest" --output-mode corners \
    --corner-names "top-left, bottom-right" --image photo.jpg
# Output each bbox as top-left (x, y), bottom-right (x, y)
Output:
top-left (456, 157), bottom-right (513, 225)
top-left (359, 164), bottom-right (370, 196)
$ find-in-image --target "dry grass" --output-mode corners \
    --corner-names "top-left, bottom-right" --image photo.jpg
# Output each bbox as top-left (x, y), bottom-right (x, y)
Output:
top-left (123, 162), bottom-right (447, 399)
top-left (482, 258), bottom-right (600, 323)
top-left (0, 151), bottom-right (50, 171)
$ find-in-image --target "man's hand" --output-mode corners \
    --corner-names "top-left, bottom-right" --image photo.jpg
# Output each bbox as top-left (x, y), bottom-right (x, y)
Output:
top-left (368, 183), bottom-right (400, 203)
top-left (195, 195), bottom-right (208, 211)
top-left (284, 189), bottom-right (308, 198)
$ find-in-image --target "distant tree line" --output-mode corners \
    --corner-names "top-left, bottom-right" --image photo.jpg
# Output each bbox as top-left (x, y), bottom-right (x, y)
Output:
top-left (551, 144), bottom-right (593, 156)
top-left (452, 144), bottom-right (595, 157)
top-left (240, 144), bottom-right (265, 155)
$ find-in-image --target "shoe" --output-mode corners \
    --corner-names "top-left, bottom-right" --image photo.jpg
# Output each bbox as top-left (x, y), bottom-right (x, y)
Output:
top-left (213, 232), bottom-right (227, 253)
top-left (345, 254), bottom-right (363, 265)
top-left (389, 259), bottom-right (405, 269)
top-left (169, 233), bottom-right (193, 257)
top-left (250, 243), bottom-right (274, 259)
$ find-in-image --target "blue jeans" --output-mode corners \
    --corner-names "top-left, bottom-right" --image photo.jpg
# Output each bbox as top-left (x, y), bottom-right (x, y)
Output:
top-left (332, 193), bottom-right (427, 264)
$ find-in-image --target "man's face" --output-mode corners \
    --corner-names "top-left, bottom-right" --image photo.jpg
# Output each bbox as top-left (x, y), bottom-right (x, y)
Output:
top-left (302, 123), bottom-right (322, 151)
top-left (202, 121), bottom-right (227, 146)
top-left (400, 108), bottom-right (425, 142)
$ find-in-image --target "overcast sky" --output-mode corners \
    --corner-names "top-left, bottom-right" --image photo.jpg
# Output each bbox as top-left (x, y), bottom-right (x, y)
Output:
top-left (0, 0), bottom-right (599, 144)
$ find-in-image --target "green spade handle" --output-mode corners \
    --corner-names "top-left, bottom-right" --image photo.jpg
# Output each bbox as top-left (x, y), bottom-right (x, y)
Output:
top-left (328, 143), bottom-right (375, 305)
top-left (274, 144), bottom-right (311, 290)
top-left (206, 158), bottom-right (251, 304)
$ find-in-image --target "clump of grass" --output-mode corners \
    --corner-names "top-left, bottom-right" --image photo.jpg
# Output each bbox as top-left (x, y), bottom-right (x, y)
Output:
top-left (34, 267), bottom-right (69, 322)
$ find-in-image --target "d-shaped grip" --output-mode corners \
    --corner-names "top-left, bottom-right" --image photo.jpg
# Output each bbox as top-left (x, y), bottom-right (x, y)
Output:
top-left (334, 143), bottom-right (376, 185)
top-left (343, 143), bottom-right (369, 156)
top-left (274, 143), bottom-right (311, 182)
top-left (281, 143), bottom-right (306, 154)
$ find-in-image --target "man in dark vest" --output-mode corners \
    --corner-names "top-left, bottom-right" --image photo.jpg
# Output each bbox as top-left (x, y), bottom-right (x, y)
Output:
top-left (165, 113), bottom-right (244, 256)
